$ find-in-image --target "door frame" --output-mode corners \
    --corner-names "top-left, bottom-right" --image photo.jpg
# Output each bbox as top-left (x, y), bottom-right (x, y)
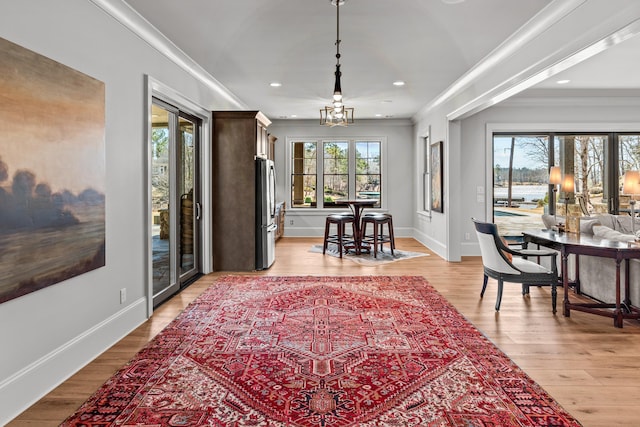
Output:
top-left (145, 76), bottom-right (212, 316)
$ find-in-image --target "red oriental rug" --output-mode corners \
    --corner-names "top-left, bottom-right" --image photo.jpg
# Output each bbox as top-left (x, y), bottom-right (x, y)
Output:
top-left (62, 276), bottom-right (581, 426)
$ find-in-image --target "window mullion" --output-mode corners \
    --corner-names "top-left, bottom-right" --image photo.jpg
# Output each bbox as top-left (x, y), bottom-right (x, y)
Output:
top-left (318, 139), bottom-right (324, 209)
top-left (348, 139), bottom-right (356, 199)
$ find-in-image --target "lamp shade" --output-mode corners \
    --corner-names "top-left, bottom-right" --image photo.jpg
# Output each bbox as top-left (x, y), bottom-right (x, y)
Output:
top-left (623, 170), bottom-right (640, 195)
top-left (549, 166), bottom-right (562, 185)
top-left (561, 174), bottom-right (575, 193)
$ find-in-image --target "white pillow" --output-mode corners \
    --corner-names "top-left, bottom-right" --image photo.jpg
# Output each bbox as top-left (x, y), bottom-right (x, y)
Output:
top-left (592, 225), bottom-right (636, 242)
top-left (542, 214), bottom-right (563, 230)
top-left (614, 215), bottom-right (640, 235)
top-left (579, 218), bottom-right (601, 235)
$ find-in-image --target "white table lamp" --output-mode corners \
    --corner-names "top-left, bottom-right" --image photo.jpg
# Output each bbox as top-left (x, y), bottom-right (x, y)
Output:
top-left (561, 173), bottom-right (575, 221)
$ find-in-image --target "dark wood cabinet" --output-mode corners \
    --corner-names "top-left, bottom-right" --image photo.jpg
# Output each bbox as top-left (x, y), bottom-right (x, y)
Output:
top-left (212, 111), bottom-right (271, 271)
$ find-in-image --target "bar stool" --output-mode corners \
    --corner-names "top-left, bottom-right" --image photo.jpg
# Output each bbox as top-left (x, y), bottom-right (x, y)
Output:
top-left (361, 213), bottom-right (395, 258)
top-left (323, 213), bottom-right (356, 258)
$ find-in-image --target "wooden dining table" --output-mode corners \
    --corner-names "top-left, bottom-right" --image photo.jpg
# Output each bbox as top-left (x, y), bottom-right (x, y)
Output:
top-left (336, 199), bottom-right (377, 254)
top-left (523, 229), bottom-right (640, 328)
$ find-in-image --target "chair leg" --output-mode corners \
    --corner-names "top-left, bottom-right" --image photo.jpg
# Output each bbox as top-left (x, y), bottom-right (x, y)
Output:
top-left (481, 274), bottom-right (488, 297)
top-left (551, 281), bottom-right (557, 314)
top-left (388, 218), bottom-right (395, 255)
top-left (322, 219), bottom-right (330, 254)
top-left (337, 221), bottom-right (344, 258)
top-left (495, 279), bottom-right (504, 311)
top-left (522, 284), bottom-right (530, 295)
top-left (373, 223), bottom-right (379, 258)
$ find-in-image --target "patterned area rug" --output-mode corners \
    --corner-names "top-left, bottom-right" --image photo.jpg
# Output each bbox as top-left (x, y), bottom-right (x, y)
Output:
top-left (309, 244), bottom-right (429, 265)
top-left (62, 276), bottom-right (581, 427)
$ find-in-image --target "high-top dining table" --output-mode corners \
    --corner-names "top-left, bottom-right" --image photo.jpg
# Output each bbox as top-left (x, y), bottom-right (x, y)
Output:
top-left (336, 199), bottom-right (377, 254)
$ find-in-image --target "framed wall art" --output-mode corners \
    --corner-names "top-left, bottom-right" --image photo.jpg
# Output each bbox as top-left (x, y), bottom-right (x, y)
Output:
top-left (0, 37), bottom-right (106, 304)
top-left (430, 141), bottom-right (443, 213)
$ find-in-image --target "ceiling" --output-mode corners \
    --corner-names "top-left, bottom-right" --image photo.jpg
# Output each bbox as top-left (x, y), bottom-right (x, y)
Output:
top-left (123, 0), bottom-right (638, 121)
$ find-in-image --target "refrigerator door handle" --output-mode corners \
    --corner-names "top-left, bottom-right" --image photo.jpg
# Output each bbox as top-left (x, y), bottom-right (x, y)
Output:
top-left (195, 202), bottom-right (202, 220)
top-left (268, 162), bottom-right (277, 218)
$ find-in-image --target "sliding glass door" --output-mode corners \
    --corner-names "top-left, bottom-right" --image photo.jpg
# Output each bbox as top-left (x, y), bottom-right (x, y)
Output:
top-left (151, 98), bottom-right (201, 307)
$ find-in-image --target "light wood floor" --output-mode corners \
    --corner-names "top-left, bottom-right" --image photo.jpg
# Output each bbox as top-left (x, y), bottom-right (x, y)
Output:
top-left (8, 237), bottom-right (640, 426)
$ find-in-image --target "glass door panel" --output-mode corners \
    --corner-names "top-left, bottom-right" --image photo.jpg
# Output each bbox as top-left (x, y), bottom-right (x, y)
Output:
top-left (492, 135), bottom-right (548, 238)
top-left (178, 115), bottom-right (198, 280)
top-left (554, 135), bottom-right (606, 216)
top-left (151, 103), bottom-right (176, 299)
top-left (617, 135), bottom-right (640, 215)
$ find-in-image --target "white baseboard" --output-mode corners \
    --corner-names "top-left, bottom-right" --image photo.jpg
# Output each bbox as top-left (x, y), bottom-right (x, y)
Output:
top-left (461, 241), bottom-right (480, 257)
top-left (413, 228), bottom-right (447, 259)
top-left (0, 297), bottom-right (148, 426)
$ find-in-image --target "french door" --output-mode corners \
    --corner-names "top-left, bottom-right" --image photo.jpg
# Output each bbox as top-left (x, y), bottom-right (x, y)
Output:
top-left (151, 98), bottom-right (201, 307)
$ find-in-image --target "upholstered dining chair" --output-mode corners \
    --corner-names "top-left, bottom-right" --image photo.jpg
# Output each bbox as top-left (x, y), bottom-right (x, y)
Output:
top-left (472, 218), bottom-right (559, 313)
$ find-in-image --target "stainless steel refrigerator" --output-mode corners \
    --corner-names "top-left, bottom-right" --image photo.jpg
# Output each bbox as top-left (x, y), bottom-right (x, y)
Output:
top-left (256, 157), bottom-right (276, 270)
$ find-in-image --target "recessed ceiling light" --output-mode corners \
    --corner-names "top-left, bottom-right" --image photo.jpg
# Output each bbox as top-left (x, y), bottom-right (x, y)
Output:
top-left (381, 100), bottom-right (393, 103)
top-left (270, 82), bottom-right (282, 87)
top-left (441, 0), bottom-right (465, 4)
top-left (290, 115), bottom-right (297, 118)
top-left (375, 114), bottom-right (382, 117)
top-left (393, 81), bottom-right (405, 86)
top-left (556, 79), bottom-right (570, 85)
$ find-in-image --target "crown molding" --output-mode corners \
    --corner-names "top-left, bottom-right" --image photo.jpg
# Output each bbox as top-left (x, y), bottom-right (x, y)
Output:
top-left (89, 0), bottom-right (247, 109)
top-left (414, 0), bottom-right (587, 120)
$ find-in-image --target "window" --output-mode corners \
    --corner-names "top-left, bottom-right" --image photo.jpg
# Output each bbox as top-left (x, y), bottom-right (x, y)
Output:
top-left (290, 138), bottom-right (383, 209)
top-left (356, 141), bottom-right (381, 203)
top-left (291, 141), bottom-right (317, 207)
top-left (492, 132), bottom-right (640, 238)
top-left (323, 141), bottom-right (349, 206)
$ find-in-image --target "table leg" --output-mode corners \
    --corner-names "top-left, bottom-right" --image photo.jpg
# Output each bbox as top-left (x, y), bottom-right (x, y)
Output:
top-left (349, 204), bottom-right (363, 255)
top-left (624, 259), bottom-right (632, 309)
top-left (574, 254), bottom-right (581, 294)
top-left (614, 258), bottom-right (623, 328)
top-left (562, 250), bottom-right (570, 318)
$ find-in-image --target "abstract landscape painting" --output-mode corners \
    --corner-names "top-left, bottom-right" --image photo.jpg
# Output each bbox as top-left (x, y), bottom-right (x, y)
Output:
top-left (0, 37), bottom-right (105, 304)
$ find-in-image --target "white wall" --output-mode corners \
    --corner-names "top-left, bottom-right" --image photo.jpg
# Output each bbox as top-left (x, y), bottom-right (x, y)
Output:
top-left (268, 119), bottom-right (415, 238)
top-left (0, 1), bottom-right (244, 423)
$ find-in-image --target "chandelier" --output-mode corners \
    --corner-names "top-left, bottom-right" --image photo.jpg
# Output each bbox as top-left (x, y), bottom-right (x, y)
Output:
top-left (320, 0), bottom-right (354, 127)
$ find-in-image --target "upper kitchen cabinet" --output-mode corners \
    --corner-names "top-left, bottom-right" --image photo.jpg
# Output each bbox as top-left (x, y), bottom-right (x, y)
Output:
top-left (268, 134), bottom-right (277, 161)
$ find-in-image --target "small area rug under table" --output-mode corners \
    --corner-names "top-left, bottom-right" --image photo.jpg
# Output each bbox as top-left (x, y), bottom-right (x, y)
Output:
top-left (309, 243), bottom-right (429, 265)
top-left (61, 275), bottom-right (581, 426)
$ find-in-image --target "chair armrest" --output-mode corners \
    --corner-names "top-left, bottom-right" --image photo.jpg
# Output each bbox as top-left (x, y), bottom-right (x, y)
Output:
top-left (514, 249), bottom-right (557, 257)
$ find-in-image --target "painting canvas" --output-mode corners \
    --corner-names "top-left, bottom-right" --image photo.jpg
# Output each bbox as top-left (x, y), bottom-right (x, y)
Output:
top-left (0, 37), bottom-right (105, 304)
top-left (430, 141), bottom-right (443, 212)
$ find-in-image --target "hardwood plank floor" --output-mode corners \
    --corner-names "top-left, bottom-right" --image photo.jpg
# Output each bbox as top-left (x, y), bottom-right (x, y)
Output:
top-left (8, 237), bottom-right (640, 426)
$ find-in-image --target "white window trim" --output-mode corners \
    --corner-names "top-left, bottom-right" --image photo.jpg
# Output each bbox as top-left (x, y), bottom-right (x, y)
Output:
top-left (286, 136), bottom-right (388, 212)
